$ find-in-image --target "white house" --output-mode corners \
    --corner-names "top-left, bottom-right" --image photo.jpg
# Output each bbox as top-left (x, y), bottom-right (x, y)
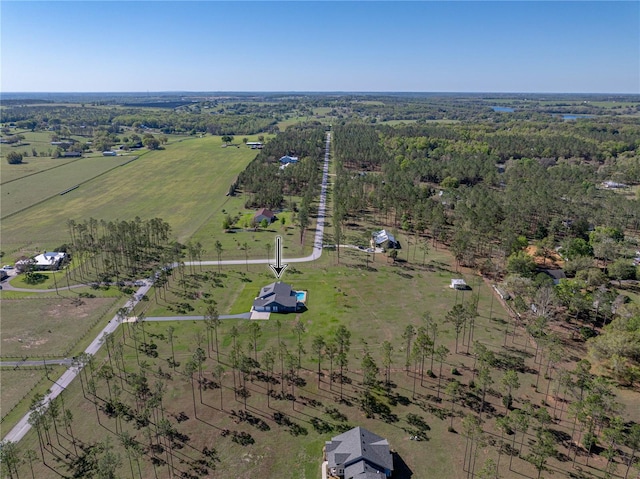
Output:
top-left (33, 252), bottom-right (67, 270)
top-left (16, 252), bottom-right (67, 272)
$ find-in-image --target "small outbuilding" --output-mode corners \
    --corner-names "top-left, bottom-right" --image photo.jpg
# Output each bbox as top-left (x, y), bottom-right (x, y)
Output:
top-left (370, 229), bottom-right (399, 249)
top-left (450, 279), bottom-right (468, 290)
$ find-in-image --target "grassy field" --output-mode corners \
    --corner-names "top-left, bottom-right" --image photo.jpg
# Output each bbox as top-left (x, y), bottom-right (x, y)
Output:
top-left (1, 154), bottom-right (80, 183)
top-left (5, 246), bottom-right (507, 479)
top-left (0, 135), bottom-right (258, 258)
top-left (1, 154), bottom-right (133, 218)
top-left (0, 297), bottom-right (122, 357)
top-left (0, 369), bottom-right (50, 418)
top-left (0, 366), bottom-right (66, 435)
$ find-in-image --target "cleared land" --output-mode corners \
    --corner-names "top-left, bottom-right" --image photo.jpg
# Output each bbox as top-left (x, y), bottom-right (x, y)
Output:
top-left (3, 126), bottom-right (639, 479)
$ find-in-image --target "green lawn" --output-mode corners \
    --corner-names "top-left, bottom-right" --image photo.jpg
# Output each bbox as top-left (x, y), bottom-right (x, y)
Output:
top-left (0, 366), bottom-right (66, 437)
top-left (0, 369), bottom-right (50, 420)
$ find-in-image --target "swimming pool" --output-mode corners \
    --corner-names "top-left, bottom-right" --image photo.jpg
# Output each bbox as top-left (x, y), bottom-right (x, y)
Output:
top-left (296, 291), bottom-right (307, 303)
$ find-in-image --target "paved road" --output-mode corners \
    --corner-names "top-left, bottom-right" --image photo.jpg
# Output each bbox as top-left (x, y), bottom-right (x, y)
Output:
top-left (1, 131), bottom-right (332, 444)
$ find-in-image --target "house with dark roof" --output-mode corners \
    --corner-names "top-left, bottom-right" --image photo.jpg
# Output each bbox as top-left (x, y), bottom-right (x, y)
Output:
top-left (252, 281), bottom-right (304, 313)
top-left (325, 426), bottom-right (393, 479)
top-left (254, 208), bottom-right (276, 224)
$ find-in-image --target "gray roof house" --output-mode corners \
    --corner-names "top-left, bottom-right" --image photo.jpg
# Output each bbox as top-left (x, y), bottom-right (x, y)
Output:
top-left (253, 281), bottom-right (301, 313)
top-left (325, 427), bottom-right (393, 479)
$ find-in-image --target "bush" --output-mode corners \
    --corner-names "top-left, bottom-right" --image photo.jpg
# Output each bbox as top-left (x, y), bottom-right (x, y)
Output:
top-left (578, 327), bottom-right (597, 340)
top-left (6, 151), bottom-right (23, 164)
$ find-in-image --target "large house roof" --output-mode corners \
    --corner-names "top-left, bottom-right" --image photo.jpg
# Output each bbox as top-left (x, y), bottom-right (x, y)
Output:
top-left (253, 281), bottom-right (297, 309)
top-left (34, 252), bottom-right (66, 266)
top-left (325, 426), bottom-right (393, 475)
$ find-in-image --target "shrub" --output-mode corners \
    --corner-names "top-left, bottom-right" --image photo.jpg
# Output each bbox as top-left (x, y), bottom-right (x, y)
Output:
top-left (578, 327), bottom-right (597, 341)
top-left (6, 151), bottom-right (23, 164)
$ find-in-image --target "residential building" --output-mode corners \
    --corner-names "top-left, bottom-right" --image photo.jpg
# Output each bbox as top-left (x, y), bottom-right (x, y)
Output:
top-left (370, 230), bottom-right (399, 249)
top-left (254, 208), bottom-right (276, 224)
top-left (279, 155), bottom-right (299, 164)
top-left (325, 426), bottom-right (394, 479)
top-left (252, 281), bottom-right (304, 313)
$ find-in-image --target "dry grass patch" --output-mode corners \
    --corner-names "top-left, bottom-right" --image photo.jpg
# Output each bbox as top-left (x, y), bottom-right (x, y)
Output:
top-left (1, 297), bottom-right (120, 357)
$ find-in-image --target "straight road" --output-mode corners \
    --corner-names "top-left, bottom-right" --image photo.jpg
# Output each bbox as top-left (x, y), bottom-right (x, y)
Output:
top-left (1, 131), bottom-right (332, 444)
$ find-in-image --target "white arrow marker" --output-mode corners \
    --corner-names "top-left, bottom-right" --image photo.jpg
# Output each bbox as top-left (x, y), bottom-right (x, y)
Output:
top-left (269, 236), bottom-right (288, 278)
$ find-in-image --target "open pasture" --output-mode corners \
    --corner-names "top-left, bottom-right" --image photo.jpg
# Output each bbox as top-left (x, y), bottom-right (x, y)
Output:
top-left (0, 370), bottom-right (49, 421)
top-left (1, 154), bottom-right (131, 219)
top-left (0, 154), bottom-right (80, 184)
top-left (0, 135), bottom-right (257, 255)
top-left (0, 366), bottom-right (66, 436)
top-left (0, 297), bottom-right (121, 357)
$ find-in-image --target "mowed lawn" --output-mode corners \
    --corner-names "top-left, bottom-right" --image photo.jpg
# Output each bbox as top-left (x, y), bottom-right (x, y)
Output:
top-left (1, 136), bottom-right (258, 255)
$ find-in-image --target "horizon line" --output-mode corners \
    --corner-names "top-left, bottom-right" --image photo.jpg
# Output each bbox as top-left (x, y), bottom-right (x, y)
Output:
top-left (2, 90), bottom-right (639, 96)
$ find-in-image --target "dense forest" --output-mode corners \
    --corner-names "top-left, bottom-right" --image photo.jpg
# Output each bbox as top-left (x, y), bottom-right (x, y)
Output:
top-left (237, 111), bottom-right (640, 387)
top-left (236, 123), bottom-right (327, 209)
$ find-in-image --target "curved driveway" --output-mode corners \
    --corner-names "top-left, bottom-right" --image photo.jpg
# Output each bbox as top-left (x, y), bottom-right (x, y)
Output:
top-left (1, 132), bottom-right (332, 444)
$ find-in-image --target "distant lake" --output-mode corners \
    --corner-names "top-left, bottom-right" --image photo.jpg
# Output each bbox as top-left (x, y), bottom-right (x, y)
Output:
top-left (491, 106), bottom-right (514, 112)
top-left (562, 114), bottom-right (595, 120)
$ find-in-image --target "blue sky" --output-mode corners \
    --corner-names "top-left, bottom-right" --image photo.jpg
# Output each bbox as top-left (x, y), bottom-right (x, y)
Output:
top-left (2, 1), bottom-right (638, 93)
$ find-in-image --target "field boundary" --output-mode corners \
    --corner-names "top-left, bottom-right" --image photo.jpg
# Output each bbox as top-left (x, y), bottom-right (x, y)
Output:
top-left (0, 156), bottom-right (84, 186)
top-left (0, 155), bottom-right (141, 221)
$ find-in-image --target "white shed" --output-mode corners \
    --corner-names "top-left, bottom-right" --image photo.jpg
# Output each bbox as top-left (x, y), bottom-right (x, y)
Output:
top-left (450, 279), bottom-right (468, 290)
